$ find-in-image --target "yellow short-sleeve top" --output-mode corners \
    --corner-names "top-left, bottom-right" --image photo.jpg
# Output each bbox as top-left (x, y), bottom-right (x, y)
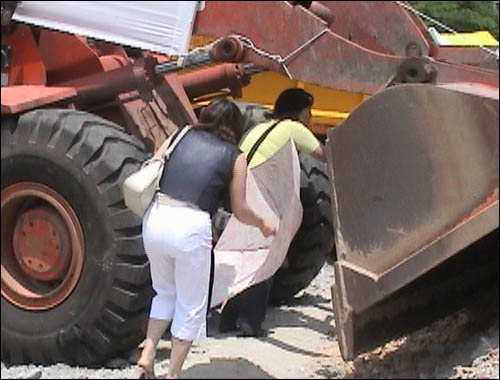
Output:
top-left (239, 119), bottom-right (320, 168)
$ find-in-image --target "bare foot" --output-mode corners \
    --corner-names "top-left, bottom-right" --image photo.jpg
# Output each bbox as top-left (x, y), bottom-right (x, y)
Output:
top-left (137, 355), bottom-right (155, 378)
top-left (136, 364), bottom-right (155, 379)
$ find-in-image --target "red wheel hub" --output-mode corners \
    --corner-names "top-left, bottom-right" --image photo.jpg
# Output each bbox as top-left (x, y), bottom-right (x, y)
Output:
top-left (1, 182), bottom-right (85, 311)
top-left (13, 206), bottom-right (71, 281)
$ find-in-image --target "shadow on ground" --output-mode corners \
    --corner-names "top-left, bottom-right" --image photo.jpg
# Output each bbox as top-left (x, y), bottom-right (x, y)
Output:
top-left (182, 358), bottom-right (274, 379)
top-left (208, 293), bottom-right (334, 336)
top-left (206, 290), bottom-right (335, 359)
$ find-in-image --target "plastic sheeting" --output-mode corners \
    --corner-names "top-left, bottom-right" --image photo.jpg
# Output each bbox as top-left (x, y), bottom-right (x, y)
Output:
top-left (12, 1), bottom-right (200, 55)
top-left (211, 140), bottom-right (303, 308)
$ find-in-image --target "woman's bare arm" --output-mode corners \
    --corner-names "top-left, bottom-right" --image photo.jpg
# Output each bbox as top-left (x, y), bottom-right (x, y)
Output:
top-left (311, 142), bottom-right (327, 162)
top-left (230, 154), bottom-right (277, 237)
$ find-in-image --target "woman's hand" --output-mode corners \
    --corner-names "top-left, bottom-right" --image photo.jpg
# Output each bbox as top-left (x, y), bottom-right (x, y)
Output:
top-left (259, 218), bottom-right (277, 237)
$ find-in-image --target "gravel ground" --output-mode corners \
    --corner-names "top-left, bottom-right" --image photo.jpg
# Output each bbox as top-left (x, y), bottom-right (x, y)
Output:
top-left (2, 263), bottom-right (499, 379)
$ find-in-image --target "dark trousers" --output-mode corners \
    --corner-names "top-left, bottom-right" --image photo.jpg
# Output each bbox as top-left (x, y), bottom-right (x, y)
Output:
top-left (220, 276), bottom-right (274, 329)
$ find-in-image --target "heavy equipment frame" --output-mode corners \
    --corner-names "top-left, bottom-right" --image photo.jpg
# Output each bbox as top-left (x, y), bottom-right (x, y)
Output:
top-left (1, 1), bottom-right (498, 364)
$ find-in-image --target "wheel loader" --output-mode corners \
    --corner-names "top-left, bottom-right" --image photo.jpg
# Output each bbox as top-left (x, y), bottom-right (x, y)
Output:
top-left (1, 1), bottom-right (498, 365)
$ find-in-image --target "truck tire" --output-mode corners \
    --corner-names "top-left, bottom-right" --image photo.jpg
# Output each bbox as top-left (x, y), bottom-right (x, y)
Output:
top-left (238, 102), bottom-right (271, 135)
top-left (1, 110), bottom-right (151, 365)
top-left (235, 102), bottom-right (335, 304)
top-left (270, 153), bottom-right (335, 304)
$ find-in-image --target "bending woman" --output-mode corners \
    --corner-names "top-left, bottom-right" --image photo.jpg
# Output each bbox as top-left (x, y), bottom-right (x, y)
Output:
top-left (137, 99), bottom-right (276, 378)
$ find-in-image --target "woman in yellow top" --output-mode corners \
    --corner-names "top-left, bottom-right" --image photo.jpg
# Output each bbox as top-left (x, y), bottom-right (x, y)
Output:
top-left (240, 88), bottom-right (326, 168)
top-left (220, 88), bottom-right (327, 336)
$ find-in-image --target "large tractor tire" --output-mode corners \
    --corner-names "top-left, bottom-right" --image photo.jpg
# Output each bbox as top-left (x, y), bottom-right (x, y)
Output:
top-left (1, 110), bottom-right (151, 365)
top-left (235, 103), bottom-right (335, 304)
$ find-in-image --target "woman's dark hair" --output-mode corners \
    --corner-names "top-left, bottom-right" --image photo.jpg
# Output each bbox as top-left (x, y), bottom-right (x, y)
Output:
top-left (272, 88), bottom-right (314, 120)
top-left (194, 98), bottom-right (244, 144)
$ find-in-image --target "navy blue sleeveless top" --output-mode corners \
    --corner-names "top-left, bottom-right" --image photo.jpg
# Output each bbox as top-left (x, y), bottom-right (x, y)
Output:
top-left (159, 128), bottom-right (241, 216)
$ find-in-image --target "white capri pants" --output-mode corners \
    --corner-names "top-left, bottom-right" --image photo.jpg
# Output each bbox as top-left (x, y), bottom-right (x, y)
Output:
top-left (142, 199), bottom-right (212, 341)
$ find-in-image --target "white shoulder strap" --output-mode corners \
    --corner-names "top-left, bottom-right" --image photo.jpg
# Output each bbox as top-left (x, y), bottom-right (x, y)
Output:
top-left (155, 126), bottom-right (192, 193)
top-left (164, 125), bottom-right (192, 159)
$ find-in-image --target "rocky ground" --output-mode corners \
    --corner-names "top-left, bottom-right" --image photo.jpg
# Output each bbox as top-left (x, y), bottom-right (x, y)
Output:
top-left (1, 263), bottom-right (499, 379)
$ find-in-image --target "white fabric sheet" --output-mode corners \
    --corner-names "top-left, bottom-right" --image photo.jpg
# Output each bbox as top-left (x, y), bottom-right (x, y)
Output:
top-left (13, 1), bottom-right (200, 55)
top-left (211, 140), bottom-right (303, 308)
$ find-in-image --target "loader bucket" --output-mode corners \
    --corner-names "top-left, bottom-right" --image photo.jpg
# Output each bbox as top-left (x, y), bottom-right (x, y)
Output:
top-left (326, 83), bottom-right (499, 360)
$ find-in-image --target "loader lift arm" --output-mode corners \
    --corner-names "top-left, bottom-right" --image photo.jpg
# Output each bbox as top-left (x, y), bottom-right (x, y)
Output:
top-left (192, 1), bottom-right (498, 94)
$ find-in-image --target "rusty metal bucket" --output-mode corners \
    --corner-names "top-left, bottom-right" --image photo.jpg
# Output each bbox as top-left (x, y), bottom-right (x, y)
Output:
top-left (326, 83), bottom-right (499, 360)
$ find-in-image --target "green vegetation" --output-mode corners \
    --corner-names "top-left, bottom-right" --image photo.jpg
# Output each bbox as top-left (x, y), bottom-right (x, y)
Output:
top-left (408, 1), bottom-right (499, 39)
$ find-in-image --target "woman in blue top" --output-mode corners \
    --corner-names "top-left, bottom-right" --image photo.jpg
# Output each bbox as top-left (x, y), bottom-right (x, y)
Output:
top-left (137, 99), bottom-right (276, 379)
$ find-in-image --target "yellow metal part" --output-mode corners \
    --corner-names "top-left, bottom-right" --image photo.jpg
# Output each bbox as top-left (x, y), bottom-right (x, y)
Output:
top-left (439, 31), bottom-right (499, 47)
top-left (239, 71), bottom-right (361, 126)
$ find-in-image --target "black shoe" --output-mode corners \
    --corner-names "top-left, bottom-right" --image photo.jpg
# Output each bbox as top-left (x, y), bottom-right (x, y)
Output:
top-left (236, 319), bottom-right (267, 337)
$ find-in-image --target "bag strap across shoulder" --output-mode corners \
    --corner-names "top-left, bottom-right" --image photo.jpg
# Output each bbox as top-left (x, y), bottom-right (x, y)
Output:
top-left (246, 119), bottom-right (283, 165)
top-left (164, 125), bottom-right (191, 159)
top-left (153, 126), bottom-right (191, 193)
